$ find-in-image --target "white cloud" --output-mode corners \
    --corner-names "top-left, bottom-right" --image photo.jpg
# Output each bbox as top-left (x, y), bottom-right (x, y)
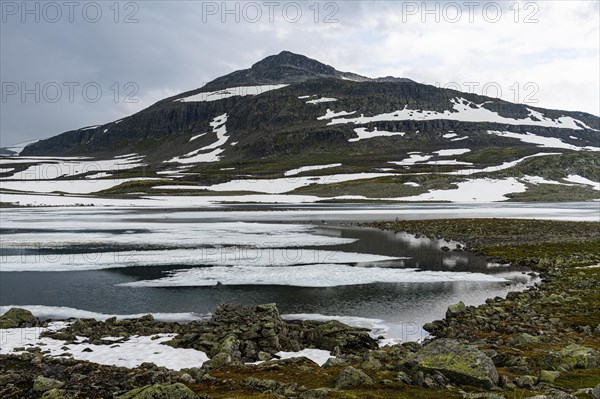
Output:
top-left (1, 1), bottom-right (598, 146)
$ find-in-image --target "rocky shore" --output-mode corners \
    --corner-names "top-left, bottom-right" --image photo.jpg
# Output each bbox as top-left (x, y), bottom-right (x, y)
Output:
top-left (1, 218), bottom-right (599, 399)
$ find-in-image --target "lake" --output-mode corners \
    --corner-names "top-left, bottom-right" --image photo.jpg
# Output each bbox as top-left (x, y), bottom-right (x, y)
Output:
top-left (1, 202), bottom-right (596, 341)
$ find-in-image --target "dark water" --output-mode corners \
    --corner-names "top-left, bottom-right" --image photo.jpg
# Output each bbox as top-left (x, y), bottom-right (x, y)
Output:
top-left (0, 207), bottom-right (538, 340)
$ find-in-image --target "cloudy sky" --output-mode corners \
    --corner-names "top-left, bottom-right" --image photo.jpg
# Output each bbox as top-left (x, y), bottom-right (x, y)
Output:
top-left (1, 0), bottom-right (598, 146)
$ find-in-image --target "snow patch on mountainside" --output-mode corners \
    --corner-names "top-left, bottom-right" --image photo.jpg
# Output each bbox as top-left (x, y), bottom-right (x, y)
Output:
top-left (159, 173), bottom-right (394, 194)
top-left (317, 109), bottom-right (356, 120)
top-left (175, 84), bottom-right (288, 102)
top-left (307, 97), bottom-right (337, 104)
top-left (563, 175), bottom-right (600, 190)
top-left (327, 98), bottom-right (597, 130)
top-left (168, 114), bottom-right (229, 164)
top-left (390, 154), bottom-right (433, 165)
top-left (486, 130), bottom-right (600, 151)
top-left (285, 163), bottom-right (342, 176)
top-left (3, 155), bottom-right (145, 180)
top-left (434, 148), bottom-right (471, 156)
top-left (349, 127), bottom-right (405, 142)
top-left (402, 178), bottom-right (527, 202)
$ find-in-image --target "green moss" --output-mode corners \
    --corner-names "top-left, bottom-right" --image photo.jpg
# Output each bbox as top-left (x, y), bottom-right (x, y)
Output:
top-left (554, 368), bottom-right (600, 390)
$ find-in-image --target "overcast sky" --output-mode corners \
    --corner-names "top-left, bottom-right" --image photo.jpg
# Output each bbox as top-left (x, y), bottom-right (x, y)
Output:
top-left (1, 0), bottom-right (598, 146)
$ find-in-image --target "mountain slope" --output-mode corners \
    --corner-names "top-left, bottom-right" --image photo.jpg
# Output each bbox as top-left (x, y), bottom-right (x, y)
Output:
top-left (2, 51), bottom-right (599, 204)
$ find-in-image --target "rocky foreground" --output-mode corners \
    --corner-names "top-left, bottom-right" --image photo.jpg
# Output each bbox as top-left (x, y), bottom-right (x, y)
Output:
top-left (1, 219), bottom-right (600, 399)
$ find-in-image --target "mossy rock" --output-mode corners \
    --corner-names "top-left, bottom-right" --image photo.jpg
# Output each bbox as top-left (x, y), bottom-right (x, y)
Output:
top-left (407, 338), bottom-right (499, 389)
top-left (446, 301), bottom-right (466, 318)
top-left (118, 383), bottom-right (197, 399)
top-left (335, 366), bottom-right (374, 389)
top-left (546, 345), bottom-right (600, 370)
top-left (41, 389), bottom-right (70, 399)
top-left (33, 376), bottom-right (64, 393)
top-left (0, 307), bottom-right (37, 328)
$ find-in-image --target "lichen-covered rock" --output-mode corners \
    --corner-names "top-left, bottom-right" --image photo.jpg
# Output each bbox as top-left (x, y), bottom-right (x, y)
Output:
top-left (406, 339), bottom-right (499, 389)
top-left (514, 375), bottom-right (537, 388)
top-left (0, 307), bottom-right (37, 328)
top-left (41, 389), bottom-right (70, 399)
top-left (118, 383), bottom-right (197, 399)
top-left (33, 376), bottom-right (65, 393)
top-left (446, 301), bottom-right (466, 318)
top-left (304, 320), bottom-right (378, 354)
top-left (243, 377), bottom-right (284, 393)
top-left (545, 344), bottom-right (600, 370)
top-left (335, 366), bottom-right (374, 389)
top-left (539, 370), bottom-right (560, 383)
top-left (299, 388), bottom-right (335, 399)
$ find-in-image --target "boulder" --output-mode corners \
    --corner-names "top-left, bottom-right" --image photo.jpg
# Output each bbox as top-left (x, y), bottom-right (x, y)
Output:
top-left (33, 376), bottom-right (65, 393)
top-left (593, 383), bottom-right (600, 399)
top-left (446, 301), bottom-right (467, 318)
top-left (118, 383), bottom-right (197, 399)
top-left (545, 344), bottom-right (600, 370)
top-left (41, 389), bottom-right (70, 399)
top-left (0, 307), bottom-right (37, 328)
top-left (300, 388), bottom-right (335, 399)
top-left (304, 320), bottom-right (378, 354)
top-left (335, 367), bottom-right (374, 389)
top-left (539, 370), bottom-right (560, 384)
top-left (407, 339), bottom-right (499, 389)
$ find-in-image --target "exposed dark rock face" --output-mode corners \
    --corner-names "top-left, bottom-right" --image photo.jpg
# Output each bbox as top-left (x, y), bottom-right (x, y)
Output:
top-left (17, 51), bottom-right (599, 165)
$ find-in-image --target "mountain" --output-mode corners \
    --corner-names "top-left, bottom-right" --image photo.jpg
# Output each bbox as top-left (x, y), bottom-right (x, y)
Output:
top-left (2, 51), bottom-right (599, 204)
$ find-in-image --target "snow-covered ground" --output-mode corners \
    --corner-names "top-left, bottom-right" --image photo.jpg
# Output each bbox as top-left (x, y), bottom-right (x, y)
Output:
top-left (401, 178), bottom-right (527, 202)
top-left (306, 97), bottom-right (337, 104)
top-left (0, 178), bottom-right (156, 195)
top-left (167, 114), bottom-right (229, 164)
top-left (0, 322), bottom-right (209, 370)
top-left (349, 127), bottom-right (405, 142)
top-left (317, 109), bottom-right (356, 120)
top-left (564, 174), bottom-right (600, 190)
top-left (158, 172), bottom-right (394, 194)
top-left (327, 98), bottom-right (597, 130)
top-left (487, 130), bottom-right (600, 151)
top-left (2, 154), bottom-right (145, 180)
top-left (175, 84), bottom-right (288, 102)
top-left (284, 163), bottom-right (342, 176)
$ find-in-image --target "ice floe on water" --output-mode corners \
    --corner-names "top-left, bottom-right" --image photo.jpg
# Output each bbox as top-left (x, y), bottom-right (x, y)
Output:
top-left (1, 246), bottom-right (396, 272)
top-left (120, 263), bottom-right (506, 288)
